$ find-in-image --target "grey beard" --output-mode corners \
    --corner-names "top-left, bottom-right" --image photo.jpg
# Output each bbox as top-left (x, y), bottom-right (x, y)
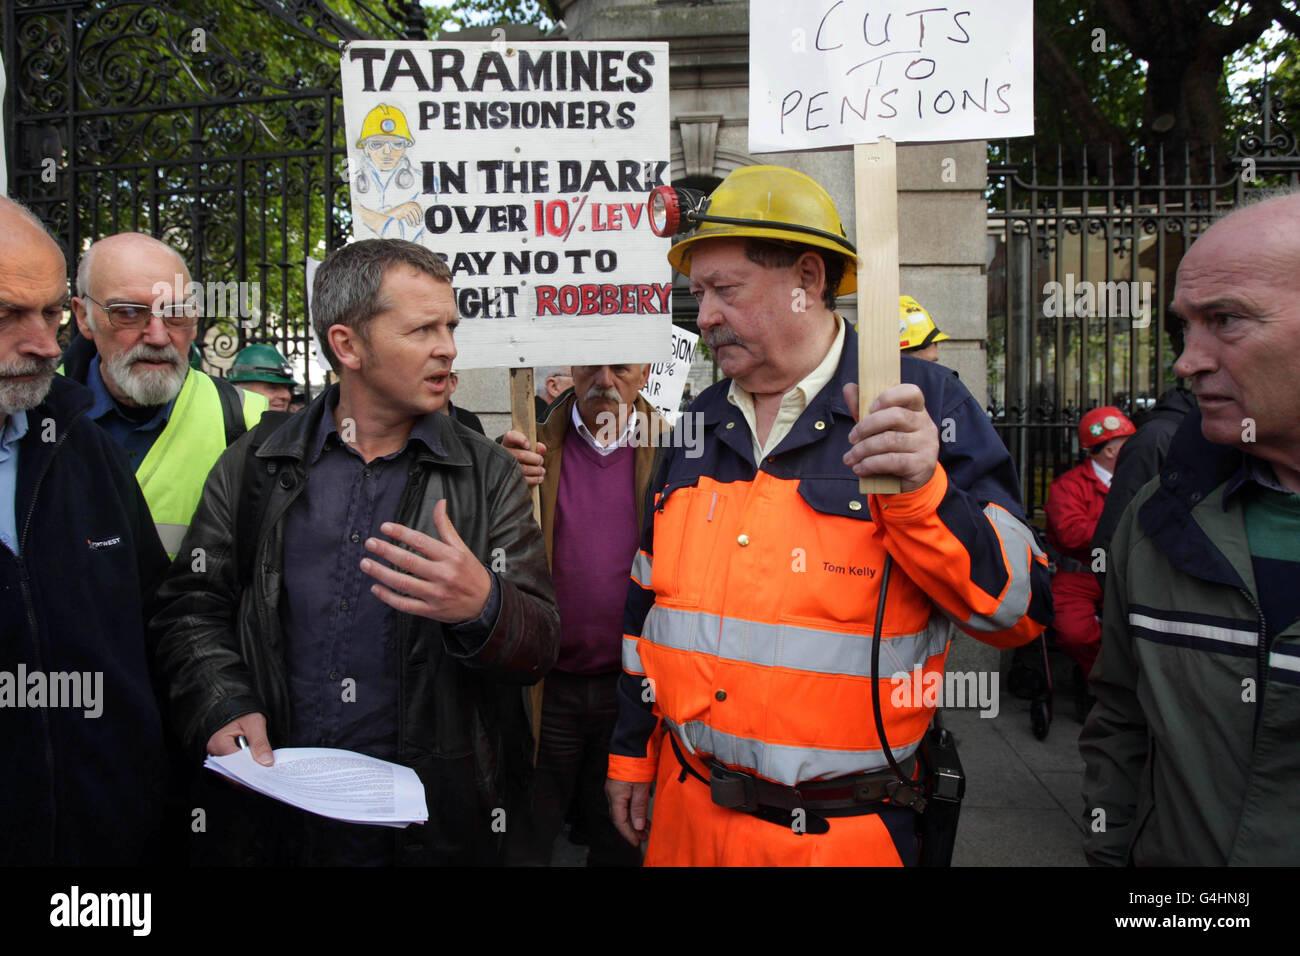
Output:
top-left (102, 346), bottom-right (187, 406)
top-left (0, 358), bottom-right (58, 416)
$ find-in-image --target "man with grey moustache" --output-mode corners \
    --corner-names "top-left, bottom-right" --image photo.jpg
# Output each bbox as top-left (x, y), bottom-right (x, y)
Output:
top-left (0, 197), bottom-right (171, 864)
top-left (60, 233), bottom-right (267, 556)
top-left (503, 363), bottom-right (669, 865)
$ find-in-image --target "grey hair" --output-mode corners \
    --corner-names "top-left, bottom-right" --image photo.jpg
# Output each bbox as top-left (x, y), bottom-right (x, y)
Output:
top-left (1, 196), bottom-right (59, 242)
top-left (533, 365), bottom-right (571, 398)
top-left (311, 239), bottom-right (453, 372)
top-left (76, 232), bottom-right (188, 298)
top-left (1214, 183), bottom-right (1300, 223)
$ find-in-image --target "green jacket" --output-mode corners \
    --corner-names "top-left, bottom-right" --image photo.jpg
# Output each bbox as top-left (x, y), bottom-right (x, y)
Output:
top-left (1081, 408), bottom-right (1300, 865)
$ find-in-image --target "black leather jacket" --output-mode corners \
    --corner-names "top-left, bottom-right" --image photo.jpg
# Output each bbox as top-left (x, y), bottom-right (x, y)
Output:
top-left (151, 388), bottom-right (560, 864)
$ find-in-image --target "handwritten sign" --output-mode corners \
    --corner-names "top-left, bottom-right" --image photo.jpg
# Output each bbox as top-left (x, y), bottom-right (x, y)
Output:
top-left (641, 325), bottom-right (699, 424)
top-left (340, 41), bottom-right (672, 369)
top-left (748, 0), bottom-right (1033, 152)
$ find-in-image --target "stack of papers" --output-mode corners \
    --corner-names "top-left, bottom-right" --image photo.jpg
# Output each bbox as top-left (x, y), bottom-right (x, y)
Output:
top-left (205, 747), bottom-right (428, 828)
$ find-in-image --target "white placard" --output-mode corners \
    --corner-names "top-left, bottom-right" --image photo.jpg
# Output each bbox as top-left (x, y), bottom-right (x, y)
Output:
top-left (340, 41), bottom-right (672, 369)
top-left (640, 325), bottom-right (699, 424)
top-left (748, 0), bottom-right (1034, 152)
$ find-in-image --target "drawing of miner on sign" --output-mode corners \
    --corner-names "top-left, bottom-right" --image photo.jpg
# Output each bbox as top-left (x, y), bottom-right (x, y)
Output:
top-left (353, 105), bottom-right (424, 241)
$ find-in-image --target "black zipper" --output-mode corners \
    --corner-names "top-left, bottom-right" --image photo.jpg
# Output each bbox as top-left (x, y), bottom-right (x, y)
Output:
top-left (1243, 587), bottom-right (1269, 743)
top-left (16, 416), bottom-right (75, 860)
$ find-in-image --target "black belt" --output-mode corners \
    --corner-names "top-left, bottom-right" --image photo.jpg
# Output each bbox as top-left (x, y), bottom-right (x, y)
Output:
top-left (1056, 555), bottom-right (1087, 574)
top-left (668, 730), bottom-right (922, 834)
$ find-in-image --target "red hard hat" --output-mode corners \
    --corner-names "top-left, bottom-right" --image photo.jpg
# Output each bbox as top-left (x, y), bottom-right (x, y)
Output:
top-left (1078, 406), bottom-right (1136, 449)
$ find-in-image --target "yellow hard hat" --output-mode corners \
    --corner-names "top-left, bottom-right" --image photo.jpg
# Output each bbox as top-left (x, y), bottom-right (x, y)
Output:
top-left (899, 295), bottom-right (950, 350)
top-left (662, 166), bottom-right (857, 295)
top-left (357, 105), bottom-right (414, 147)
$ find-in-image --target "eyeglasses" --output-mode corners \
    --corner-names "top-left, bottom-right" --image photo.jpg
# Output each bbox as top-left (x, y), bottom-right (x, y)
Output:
top-left (83, 294), bottom-right (200, 330)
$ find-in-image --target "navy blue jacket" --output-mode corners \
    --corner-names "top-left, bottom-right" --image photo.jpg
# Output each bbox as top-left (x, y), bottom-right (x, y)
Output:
top-left (0, 375), bottom-right (171, 864)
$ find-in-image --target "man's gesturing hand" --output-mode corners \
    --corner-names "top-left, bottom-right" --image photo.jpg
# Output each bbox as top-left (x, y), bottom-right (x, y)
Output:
top-left (207, 712), bottom-right (274, 766)
top-left (361, 499), bottom-right (492, 623)
top-left (842, 382), bottom-right (939, 493)
top-left (501, 429), bottom-right (547, 488)
top-left (606, 778), bottom-right (652, 847)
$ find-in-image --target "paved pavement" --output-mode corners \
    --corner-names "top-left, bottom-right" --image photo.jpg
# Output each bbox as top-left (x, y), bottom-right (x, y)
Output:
top-left (945, 688), bottom-right (1088, 867)
top-left (550, 656), bottom-right (1090, 867)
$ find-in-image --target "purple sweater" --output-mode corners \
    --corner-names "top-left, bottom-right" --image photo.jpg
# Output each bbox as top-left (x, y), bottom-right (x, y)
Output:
top-left (551, 429), bottom-right (639, 675)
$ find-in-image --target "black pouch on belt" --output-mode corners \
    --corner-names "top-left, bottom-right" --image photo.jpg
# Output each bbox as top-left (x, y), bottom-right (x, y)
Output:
top-left (916, 720), bottom-right (966, 866)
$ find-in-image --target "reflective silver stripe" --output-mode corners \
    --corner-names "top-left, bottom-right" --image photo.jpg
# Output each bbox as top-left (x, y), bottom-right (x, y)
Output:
top-left (642, 607), bottom-right (948, 679)
top-left (1129, 612), bottom-right (1257, 647)
top-left (1269, 651), bottom-right (1300, 674)
top-left (665, 717), bottom-right (922, 785)
top-left (630, 550), bottom-right (653, 588)
top-left (961, 505), bottom-right (1039, 632)
top-left (155, 522), bottom-right (188, 556)
top-left (622, 636), bottom-right (646, 675)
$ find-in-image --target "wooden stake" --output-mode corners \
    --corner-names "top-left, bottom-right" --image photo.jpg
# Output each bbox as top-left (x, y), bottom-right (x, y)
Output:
top-left (854, 138), bottom-right (902, 495)
top-left (509, 365), bottom-right (546, 756)
top-left (509, 367), bottom-right (542, 523)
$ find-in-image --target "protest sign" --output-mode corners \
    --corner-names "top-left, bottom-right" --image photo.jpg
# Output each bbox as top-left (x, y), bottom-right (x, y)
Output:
top-left (339, 41), bottom-right (672, 370)
top-left (641, 325), bottom-right (699, 424)
top-left (749, 0), bottom-right (1033, 493)
top-left (748, 0), bottom-right (1033, 153)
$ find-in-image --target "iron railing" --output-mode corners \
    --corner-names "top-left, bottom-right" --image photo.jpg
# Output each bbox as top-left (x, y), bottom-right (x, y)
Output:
top-left (986, 83), bottom-right (1300, 520)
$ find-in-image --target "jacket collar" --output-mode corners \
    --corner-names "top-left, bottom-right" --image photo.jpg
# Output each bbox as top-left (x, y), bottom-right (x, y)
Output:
top-left (59, 332), bottom-right (97, 384)
top-left (35, 373), bottom-right (94, 423)
top-left (16, 375), bottom-right (94, 502)
top-left (691, 318), bottom-right (859, 466)
top-left (255, 383), bottom-right (473, 468)
top-left (1138, 405), bottom-right (1250, 590)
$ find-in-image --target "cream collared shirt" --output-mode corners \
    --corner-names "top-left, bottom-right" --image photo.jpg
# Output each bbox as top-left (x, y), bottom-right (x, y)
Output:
top-left (728, 315), bottom-right (846, 462)
top-left (571, 403), bottom-right (637, 457)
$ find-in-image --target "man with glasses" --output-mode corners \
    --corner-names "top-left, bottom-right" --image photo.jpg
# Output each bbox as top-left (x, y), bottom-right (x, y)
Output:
top-left (61, 233), bottom-right (267, 556)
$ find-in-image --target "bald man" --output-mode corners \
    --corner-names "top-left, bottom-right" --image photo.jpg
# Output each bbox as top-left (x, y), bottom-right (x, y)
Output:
top-left (0, 198), bottom-right (172, 863)
top-left (62, 234), bottom-right (266, 555)
top-left (1081, 192), bottom-right (1300, 866)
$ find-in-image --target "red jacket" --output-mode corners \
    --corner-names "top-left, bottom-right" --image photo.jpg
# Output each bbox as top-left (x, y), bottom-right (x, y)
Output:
top-left (1045, 460), bottom-right (1109, 566)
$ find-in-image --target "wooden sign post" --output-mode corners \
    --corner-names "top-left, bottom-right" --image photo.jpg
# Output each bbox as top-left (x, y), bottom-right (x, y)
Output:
top-left (854, 138), bottom-right (901, 496)
top-left (509, 366), bottom-right (542, 522)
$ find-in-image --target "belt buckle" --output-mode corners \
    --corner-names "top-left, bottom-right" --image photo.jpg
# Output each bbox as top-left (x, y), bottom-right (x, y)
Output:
top-left (709, 761), bottom-right (758, 812)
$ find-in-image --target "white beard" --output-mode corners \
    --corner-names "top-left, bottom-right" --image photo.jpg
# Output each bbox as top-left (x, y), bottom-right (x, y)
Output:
top-left (102, 344), bottom-right (187, 406)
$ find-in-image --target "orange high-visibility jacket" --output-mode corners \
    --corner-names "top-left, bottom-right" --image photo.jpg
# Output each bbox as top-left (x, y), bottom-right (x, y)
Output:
top-left (609, 335), bottom-right (1051, 814)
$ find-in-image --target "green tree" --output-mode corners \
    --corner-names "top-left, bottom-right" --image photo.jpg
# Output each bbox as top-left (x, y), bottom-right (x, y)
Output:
top-left (1032, 1), bottom-right (1300, 179)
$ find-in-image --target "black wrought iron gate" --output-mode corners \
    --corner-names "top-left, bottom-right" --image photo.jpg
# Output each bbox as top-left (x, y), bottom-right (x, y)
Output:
top-left (2, 0), bottom-right (426, 394)
top-left (985, 86), bottom-right (1300, 521)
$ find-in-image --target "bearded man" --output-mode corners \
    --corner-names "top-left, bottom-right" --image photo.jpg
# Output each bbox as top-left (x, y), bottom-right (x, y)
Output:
top-left (61, 233), bottom-right (266, 555)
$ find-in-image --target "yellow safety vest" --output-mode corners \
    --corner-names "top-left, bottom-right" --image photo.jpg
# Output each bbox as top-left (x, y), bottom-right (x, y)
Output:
top-left (136, 371), bottom-right (266, 557)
